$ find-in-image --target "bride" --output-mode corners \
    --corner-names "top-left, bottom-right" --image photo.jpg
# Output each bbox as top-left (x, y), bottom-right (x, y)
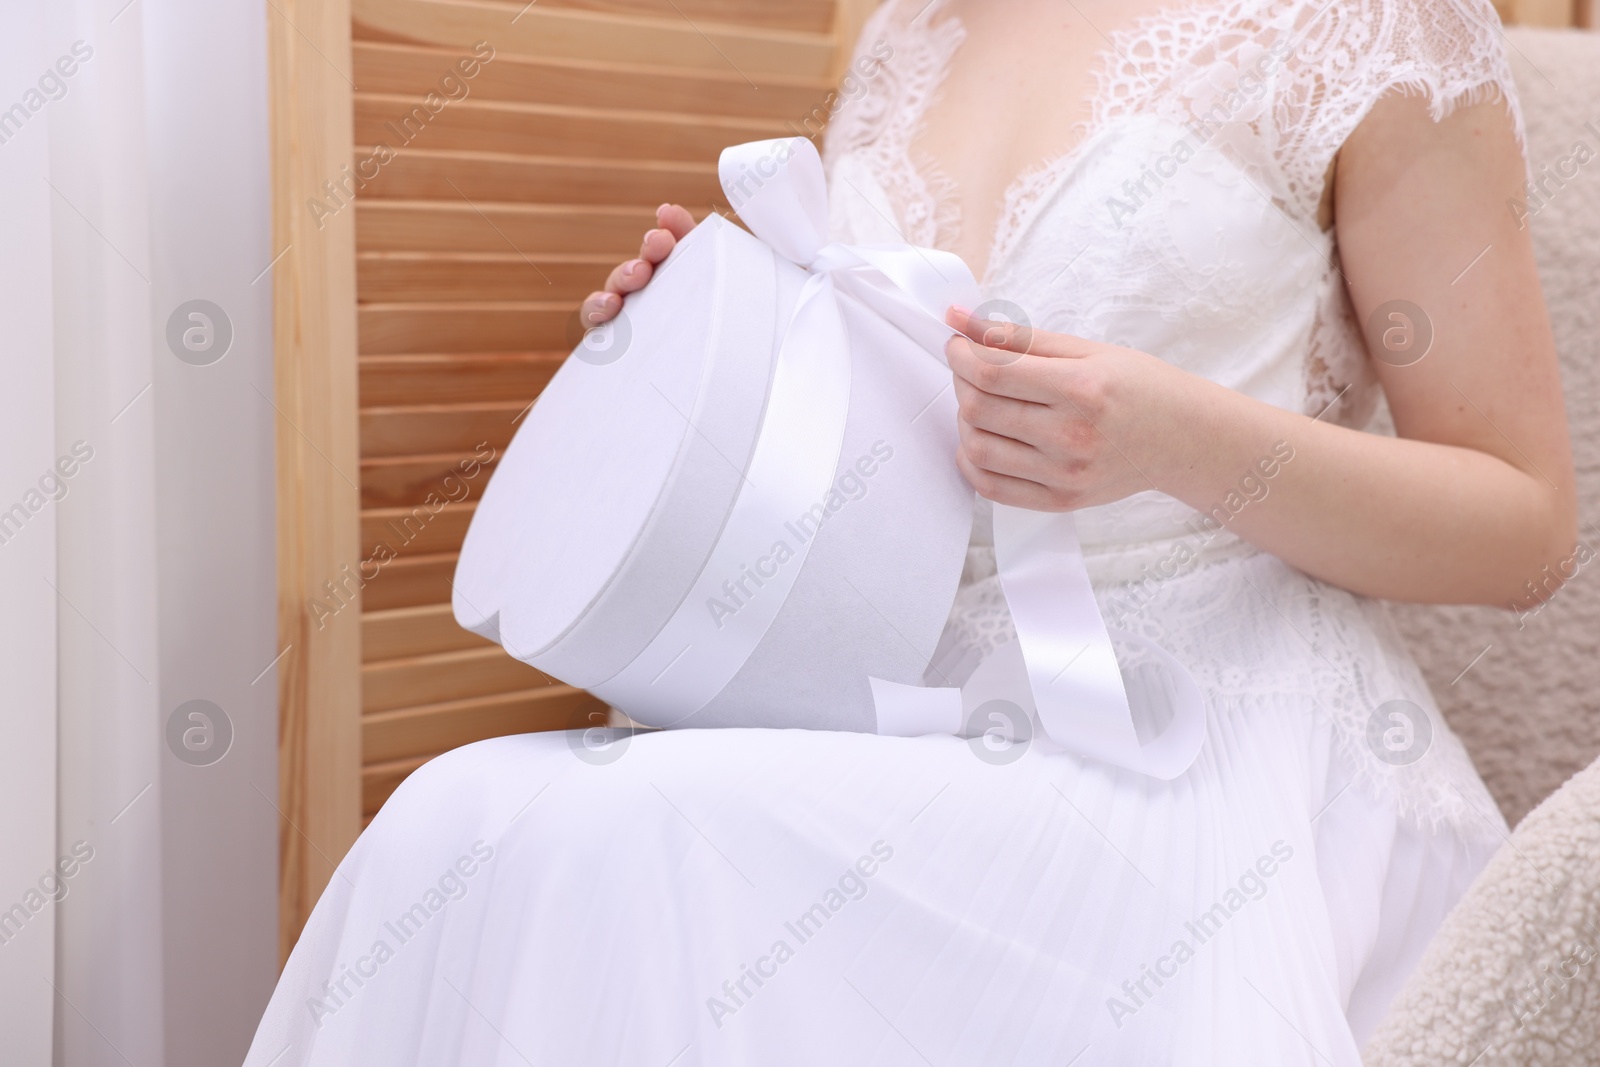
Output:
top-left (245, 0), bottom-right (1575, 1063)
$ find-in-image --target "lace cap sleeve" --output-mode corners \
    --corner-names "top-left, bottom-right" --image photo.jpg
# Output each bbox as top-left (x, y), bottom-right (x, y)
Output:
top-left (1285, 0), bottom-right (1528, 197)
top-left (1286, 0), bottom-right (1529, 427)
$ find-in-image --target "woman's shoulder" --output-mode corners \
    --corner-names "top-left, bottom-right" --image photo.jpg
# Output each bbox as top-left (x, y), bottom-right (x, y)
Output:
top-left (1098, 0), bottom-right (1521, 156)
top-left (1213, 0), bottom-right (1529, 208)
top-left (1314, 0), bottom-right (1527, 181)
top-left (1269, 0), bottom-right (1521, 133)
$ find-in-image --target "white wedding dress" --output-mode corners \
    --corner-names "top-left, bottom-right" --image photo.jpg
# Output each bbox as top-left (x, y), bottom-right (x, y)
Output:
top-left (242, 1), bottom-right (1527, 1063)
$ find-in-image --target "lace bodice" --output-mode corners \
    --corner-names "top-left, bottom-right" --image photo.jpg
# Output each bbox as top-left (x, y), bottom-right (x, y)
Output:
top-left (827, 0), bottom-right (1524, 435)
top-left (822, 0), bottom-right (1526, 843)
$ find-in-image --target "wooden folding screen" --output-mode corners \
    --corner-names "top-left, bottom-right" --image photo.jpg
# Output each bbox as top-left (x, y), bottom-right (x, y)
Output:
top-left (272, 0), bottom-right (363, 964)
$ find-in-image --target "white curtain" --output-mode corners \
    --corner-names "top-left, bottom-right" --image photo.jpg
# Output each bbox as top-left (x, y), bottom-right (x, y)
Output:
top-left (0, 2), bottom-right (278, 1065)
top-left (0, 13), bottom-right (66, 1067)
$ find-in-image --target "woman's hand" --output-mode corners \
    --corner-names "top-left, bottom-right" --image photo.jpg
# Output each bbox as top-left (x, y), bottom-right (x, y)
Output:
top-left (577, 203), bottom-right (697, 327)
top-left (944, 306), bottom-right (1195, 512)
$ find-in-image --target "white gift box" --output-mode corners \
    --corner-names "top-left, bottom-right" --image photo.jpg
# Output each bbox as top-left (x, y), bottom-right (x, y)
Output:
top-left (454, 138), bottom-right (1206, 777)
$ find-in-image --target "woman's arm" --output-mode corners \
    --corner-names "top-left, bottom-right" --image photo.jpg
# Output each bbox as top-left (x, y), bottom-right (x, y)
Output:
top-left (947, 91), bottom-right (1578, 611)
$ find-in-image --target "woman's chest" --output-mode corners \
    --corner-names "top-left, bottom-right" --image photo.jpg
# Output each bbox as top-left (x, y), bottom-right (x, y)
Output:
top-left (907, 0), bottom-right (1193, 275)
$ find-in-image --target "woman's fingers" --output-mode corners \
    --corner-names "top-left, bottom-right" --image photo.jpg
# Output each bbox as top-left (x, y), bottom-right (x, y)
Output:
top-left (954, 446), bottom-right (1063, 511)
top-left (657, 203), bottom-right (696, 240)
top-left (577, 290), bottom-right (623, 327)
top-left (638, 227), bottom-right (677, 265)
top-left (957, 418), bottom-right (1057, 484)
top-left (944, 307), bottom-right (1058, 403)
top-left (575, 205), bottom-right (694, 328)
top-left (639, 206), bottom-right (695, 264)
top-left (946, 332), bottom-right (1062, 404)
top-left (952, 376), bottom-right (1061, 444)
top-left (947, 305), bottom-right (1037, 357)
top-left (603, 256), bottom-right (655, 297)
top-left (579, 235), bottom-right (665, 327)
top-left (946, 305), bottom-right (1094, 358)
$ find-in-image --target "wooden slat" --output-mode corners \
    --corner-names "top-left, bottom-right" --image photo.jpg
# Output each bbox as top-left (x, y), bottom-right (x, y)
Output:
top-left (360, 303), bottom-right (570, 355)
top-left (353, 95), bottom-right (787, 163)
top-left (355, 201), bottom-right (662, 255)
top-left (362, 753), bottom-right (431, 818)
top-left (534, 0), bottom-right (832, 33)
top-left (361, 690), bottom-right (606, 817)
top-left (352, 148), bottom-right (723, 207)
top-left (360, 401), bottom-right (524, 457)
top-left (364, 602), bottom-right (489, 661)
top-left (360, 550), bottom-right (458, 612)
top-left (359, 352), bottom-right (565, 406)
top-left (361, 452), bottom-right (499, 508)
top-left (362, 645), bottom-right (555, 713)
top-left (271, 0), bottom-right (364, 965)
top-left (362, 501), bottom-right (475, 556)
top-left (363, 686), bottom-right (604, 763)
top-left (351, 0), bottom-right (835, 78)
top-left (358, 252), bottom-right (610, 303)
top-left (352, 41), bottom-right (830, 118)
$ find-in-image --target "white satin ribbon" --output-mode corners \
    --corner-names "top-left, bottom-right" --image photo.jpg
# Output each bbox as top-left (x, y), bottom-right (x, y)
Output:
top-left (991, 505), bottom-right (1206, 777)
top-left (599, 137), bottom-right (1206, 779)
top-left (588, 234), bottom-right (851, 723)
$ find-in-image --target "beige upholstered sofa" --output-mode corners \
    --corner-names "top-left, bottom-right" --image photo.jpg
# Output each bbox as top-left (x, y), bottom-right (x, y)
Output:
top-left (1366, 26), bottom-right (1600, 1063)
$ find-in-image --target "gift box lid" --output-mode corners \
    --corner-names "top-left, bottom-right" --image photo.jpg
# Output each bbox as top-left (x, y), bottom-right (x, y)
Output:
top-left (454, 213), bottom-right (809, 685)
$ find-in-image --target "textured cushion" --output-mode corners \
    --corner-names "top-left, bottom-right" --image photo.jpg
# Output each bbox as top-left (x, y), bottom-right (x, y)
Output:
top-left (1362, 752), bottom-right (1600, 1064)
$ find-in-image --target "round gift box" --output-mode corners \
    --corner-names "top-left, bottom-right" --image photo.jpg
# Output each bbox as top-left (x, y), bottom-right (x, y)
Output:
top-left (453, 212), bottom-right (973, 732)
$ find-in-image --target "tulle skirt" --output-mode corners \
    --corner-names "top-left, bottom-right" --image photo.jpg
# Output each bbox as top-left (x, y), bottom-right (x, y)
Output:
top-left (242, 698), bottom-right (1494, 1067)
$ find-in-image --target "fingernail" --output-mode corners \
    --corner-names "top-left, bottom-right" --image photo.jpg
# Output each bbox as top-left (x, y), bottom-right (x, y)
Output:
top-left (622, 260), bottom-right (641, 277)
top-left (657, 203), bottom-right (671, 214)
top-left (950, 305), bottom-right (973, 319)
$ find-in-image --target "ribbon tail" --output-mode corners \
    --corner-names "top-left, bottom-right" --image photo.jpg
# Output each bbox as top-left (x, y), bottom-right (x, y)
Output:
top-left (992, 503), bottom-right (1206, 779)
top-left (1102, 629), bottom-right (1209, 779)
top-left (869, 677), bottom-right (963, 737)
